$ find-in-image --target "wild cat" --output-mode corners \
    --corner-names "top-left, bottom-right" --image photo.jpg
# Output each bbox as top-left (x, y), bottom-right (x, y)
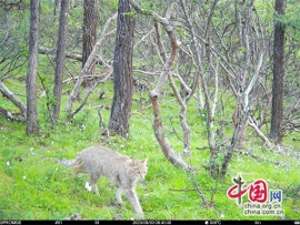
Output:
top-left (60, 145), bottom-right (148, 218)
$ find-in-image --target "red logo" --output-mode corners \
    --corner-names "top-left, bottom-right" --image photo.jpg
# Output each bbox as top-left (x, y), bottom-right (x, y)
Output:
top-left (248, 179), bottom-right (268, 203)
top-left (227, 176), bottom-right (269, 204)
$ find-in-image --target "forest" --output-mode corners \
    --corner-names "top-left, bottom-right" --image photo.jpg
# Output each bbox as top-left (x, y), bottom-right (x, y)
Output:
top-left (0, 0), bottom-right (299, 221)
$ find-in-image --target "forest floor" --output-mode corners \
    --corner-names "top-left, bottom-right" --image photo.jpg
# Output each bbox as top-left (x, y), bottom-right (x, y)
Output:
top-left (0, 76), bottom-right (300, 220)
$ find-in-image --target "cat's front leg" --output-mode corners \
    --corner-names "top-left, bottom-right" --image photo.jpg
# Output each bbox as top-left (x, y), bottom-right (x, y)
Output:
top-left (91, 184), bottom-right (100, 195)
top-left (125, 188), bottom-right (144, 219)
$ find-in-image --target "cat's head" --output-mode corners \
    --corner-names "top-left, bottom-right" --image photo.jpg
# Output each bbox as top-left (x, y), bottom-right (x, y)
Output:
top-left (132, 158), bottom-right (148, 181)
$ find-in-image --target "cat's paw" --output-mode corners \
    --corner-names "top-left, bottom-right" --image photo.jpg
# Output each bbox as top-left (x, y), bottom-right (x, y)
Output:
top-left (85, 181), bottom-right (92, 192)
top-left (112, 213), bottom-right (123, 220)
top-left (134, 213), bottom-right (144, 220)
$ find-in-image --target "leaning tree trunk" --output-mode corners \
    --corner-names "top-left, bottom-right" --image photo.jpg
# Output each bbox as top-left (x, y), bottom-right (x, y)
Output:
top-left (108, 0), bottom-right (135, 137)
top-left (52, 0), bottom-right (69, 123)
top-left (26, 0), bottom-right (39, 134)
top-left (82, 0), bottom-right (98, 87)
top-left (270, 0), bottom-right (285, 143)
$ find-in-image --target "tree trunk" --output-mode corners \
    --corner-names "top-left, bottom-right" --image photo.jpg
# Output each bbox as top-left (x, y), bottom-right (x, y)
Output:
top-left (82, 0), bottom-right (98, 87)
top-left (221, 99), bottom-right (249, 177)
top-left (270, 0), bottom-right (285, 143)
top-left (52, 0), bottom-right (69, 123)
top-left (26, 0), bottom-right (39, 134)
top-left (108, 0), bottom-right (135, 137)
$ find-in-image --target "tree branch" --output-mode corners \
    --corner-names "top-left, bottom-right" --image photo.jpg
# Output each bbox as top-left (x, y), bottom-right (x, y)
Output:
top-left (0, 81), bottom-right (26, 118)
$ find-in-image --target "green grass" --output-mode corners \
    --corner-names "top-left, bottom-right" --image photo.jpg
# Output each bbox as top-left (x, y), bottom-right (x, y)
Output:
top-left (0, 74), bottom-right (299, 220)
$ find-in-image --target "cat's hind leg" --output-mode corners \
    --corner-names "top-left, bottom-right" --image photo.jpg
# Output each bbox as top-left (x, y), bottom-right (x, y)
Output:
top-left (115, 187), bottom-right (123, 206)
top-left (90, 174), bottom-right (100, 196)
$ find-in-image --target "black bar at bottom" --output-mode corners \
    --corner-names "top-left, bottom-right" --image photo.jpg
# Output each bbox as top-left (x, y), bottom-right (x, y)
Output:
top-left (0, 220), bottom-right (299, 225)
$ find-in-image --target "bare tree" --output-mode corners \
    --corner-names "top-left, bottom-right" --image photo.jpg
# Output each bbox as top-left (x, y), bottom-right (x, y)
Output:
top-left (66, 13), bottom-right (116, 119)
top-left (178, 0), bottom-right (267, 177)
top-left (270, 0), bottom-right (285, 143)
top-left (153, 21), bottom-right (195, 157)
top-left (108, 0), bottom-right (135, 137)
top-left (52, 0), bottom-right (69, 123)
top-left (26, 0), bottom-right (39, 134)
top-left (128, 1), bottom-right (209, 205)
top-left (82, 0), bottom-right (98, 87)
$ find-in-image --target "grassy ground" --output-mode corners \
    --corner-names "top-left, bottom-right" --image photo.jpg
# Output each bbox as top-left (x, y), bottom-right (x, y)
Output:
top-left (0, 73), bottom-right (300, 220)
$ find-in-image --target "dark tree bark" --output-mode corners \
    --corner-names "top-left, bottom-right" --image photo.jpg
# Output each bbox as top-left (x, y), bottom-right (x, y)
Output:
top-left (82, 0), bottom-right (98, 87)
top-left (52, 0), bottom-right (69, 123)
top-left (108, 0), bottom-right (135, 137)
top-left (270, 0), bottom-right (285, 143)
top-left (26, 0), bottom-right (39, 134)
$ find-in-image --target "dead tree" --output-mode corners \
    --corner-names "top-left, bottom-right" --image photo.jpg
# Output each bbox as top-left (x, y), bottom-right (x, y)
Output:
top-left (26, 0), bottom-right (39, 134)
top-left (219, 1), bottom-right (266, 177)
top-left (129, 0), bottom-right (191, 171)
top-left (154, 22), bottom-right (194, 156)
top-left (270, 0), bottom-right (285, 143)
top-left (66, 13), bottom-right (116, 119)
top-left (180, 0), bottom-right (267, 177)
top-left (52, 0), bottom-right (69, 123)
top-left (180, 0), bottom-right (220, 176)
top-left (129, 1), bottom-right (208, 205)
top-left (108, 0), bottom-right (135, 137)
